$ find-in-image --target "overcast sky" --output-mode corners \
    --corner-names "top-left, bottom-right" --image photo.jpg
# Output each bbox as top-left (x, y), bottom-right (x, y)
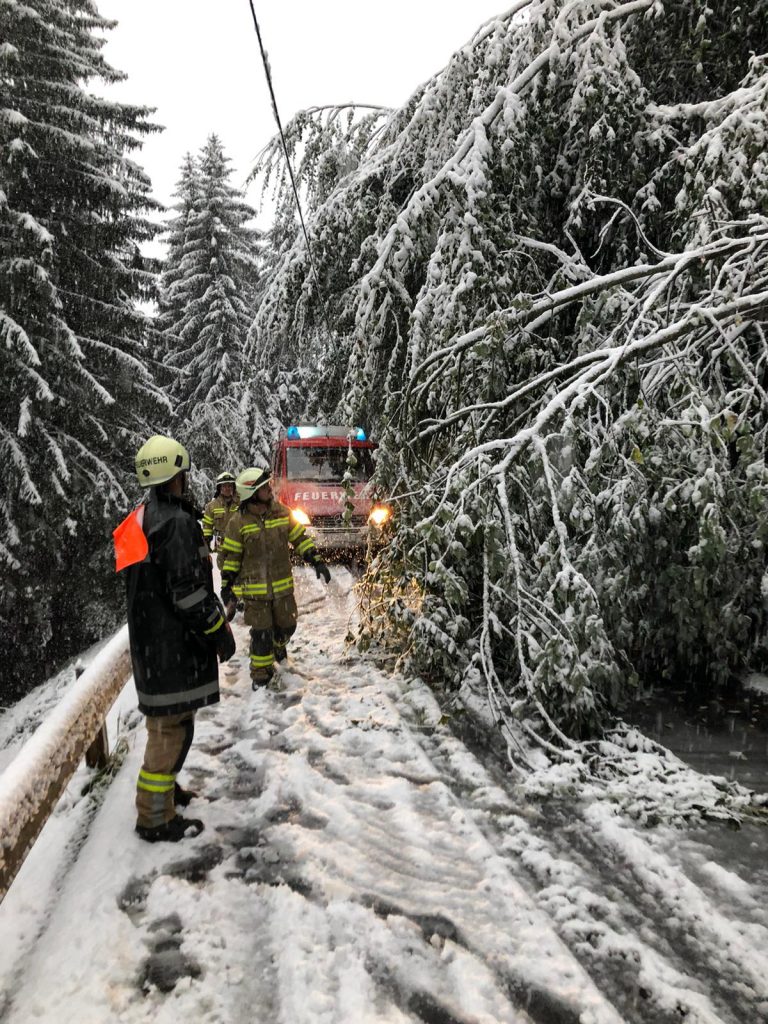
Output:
top-left (96, 0), bottom-right (505, 218)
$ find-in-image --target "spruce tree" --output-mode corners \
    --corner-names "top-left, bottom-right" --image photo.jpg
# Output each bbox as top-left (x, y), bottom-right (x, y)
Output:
top-left (156, 152), bottom-right (201, 356)
top-left (0, 0), bottom-right (166, 698)
top-left (160, 135), bottom-right (258, 481)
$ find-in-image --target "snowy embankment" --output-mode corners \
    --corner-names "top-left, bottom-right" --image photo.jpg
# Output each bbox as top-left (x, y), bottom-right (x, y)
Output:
top-left (0, 569), bottom-right (767, 1024)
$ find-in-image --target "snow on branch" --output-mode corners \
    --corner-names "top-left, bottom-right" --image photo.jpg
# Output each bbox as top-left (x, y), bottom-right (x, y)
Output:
top-left (252, 0), bottom-right (768, 823)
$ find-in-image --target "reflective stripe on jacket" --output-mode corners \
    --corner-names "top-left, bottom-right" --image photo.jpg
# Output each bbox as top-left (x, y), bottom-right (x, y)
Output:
top-left (125, 489), bottom-right (222, 716)
top-left (202, 496), bottom-right (239, 542)
top-left (220, 499), bottom-right (317, 600)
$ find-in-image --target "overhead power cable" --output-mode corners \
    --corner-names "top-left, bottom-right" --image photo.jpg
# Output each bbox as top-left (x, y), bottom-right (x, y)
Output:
top-left (246, 0), bottom-right (336, 344)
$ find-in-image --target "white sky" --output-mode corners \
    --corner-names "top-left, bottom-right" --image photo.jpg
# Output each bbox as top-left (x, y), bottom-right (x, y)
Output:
top-left (96, 0), bottom-right (506, 216)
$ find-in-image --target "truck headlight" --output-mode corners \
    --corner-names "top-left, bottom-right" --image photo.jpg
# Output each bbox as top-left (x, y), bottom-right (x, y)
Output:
top-left (291, 508), bottom-right (311, 526)
top-left (369, 505), bottom-right (391, 527)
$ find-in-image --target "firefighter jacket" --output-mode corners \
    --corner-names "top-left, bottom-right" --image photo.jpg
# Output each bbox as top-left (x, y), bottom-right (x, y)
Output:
top-left (126, 488), bottom-right (223, 716)
top-left (202, 495), bottom-right (239, 546)
top-left (220, 499), bottom-right (318, 600)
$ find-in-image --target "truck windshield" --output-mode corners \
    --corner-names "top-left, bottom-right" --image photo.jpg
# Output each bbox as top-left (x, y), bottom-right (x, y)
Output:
top-left (286, 446), bottom-right (375, 483)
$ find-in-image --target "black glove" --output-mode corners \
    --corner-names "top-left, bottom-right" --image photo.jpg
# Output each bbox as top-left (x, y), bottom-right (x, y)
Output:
top-left (220, 585), bottom-right (237, 621)
top-left (215, 622), bottom-right (236, 662)
top-left (314, 561), bottom-right (331, 585)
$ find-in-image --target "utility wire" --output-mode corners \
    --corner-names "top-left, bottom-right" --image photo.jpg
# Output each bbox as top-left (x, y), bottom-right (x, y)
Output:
top-left (246, 0), bottom-right (336, 345)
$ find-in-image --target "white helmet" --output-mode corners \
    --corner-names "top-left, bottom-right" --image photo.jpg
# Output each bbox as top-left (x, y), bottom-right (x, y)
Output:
top-left (215, 471), bottom-right (236, 496)
top-left (236, 466), bottom-right (271, 502)
top-left (135, 435), bottom-right (191, 488)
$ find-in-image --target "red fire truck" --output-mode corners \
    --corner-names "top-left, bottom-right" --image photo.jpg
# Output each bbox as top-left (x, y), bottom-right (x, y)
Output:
top-left (270, 425), bottom-right (391, 553)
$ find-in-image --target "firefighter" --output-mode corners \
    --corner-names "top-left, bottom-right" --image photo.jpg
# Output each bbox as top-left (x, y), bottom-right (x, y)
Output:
top-left (202, 471), bottom-right (239, 566)
top-left (127, 435), bottom-right (236, 843)
top-left (220, 465), bottom-right (331, 687)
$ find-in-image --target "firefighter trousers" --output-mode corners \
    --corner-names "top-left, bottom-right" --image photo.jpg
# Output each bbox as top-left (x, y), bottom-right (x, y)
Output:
top-left (135, 711), bottom-right (195, 828)
top-left (244, 593), bottom-right (298, 683)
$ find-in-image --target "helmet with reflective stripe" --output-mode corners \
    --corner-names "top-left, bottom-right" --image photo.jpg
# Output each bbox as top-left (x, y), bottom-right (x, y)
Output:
top-left (215, 470), bottom-right (236, 496)
top-left (236, 466), bottom-right (271, 502)
top-left (135, 435), bottom-right (191, 488)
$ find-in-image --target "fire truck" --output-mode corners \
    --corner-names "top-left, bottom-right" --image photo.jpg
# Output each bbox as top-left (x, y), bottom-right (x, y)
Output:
top-left (270, 425), bottom-right (391, 553)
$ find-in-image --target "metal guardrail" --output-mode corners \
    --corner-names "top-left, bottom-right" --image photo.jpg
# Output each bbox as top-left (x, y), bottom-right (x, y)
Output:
top-left (0, 625), bottom-right (132, 904)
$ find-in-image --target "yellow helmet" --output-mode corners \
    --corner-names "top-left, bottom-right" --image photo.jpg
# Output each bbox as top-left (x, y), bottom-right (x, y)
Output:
top-left (135, 435), bottom-right (191, 488)
top-left (236, 466), bottom-right (271, 502)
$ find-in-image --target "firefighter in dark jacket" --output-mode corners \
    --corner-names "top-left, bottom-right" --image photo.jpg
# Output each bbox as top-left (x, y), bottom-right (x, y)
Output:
top-left (127, 434), bottom-right (236, 843)
top-left (220, 466), bottom-right (331, 687)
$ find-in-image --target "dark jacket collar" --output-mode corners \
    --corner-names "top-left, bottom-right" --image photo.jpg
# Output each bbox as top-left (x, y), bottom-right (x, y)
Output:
top-left (149, 487), bottom-right (203, 520)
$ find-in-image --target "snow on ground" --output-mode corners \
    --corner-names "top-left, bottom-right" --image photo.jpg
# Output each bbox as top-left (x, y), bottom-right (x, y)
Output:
top-left (1, 568), bottom-right (767, 1024)
top-left (744, 672), bottom-right (768, 696)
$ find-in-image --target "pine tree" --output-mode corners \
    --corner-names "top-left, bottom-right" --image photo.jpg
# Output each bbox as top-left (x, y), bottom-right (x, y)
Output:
top-left (159, 135), bottom-right (258, 482)
top-left (0, 0), bottom-right (167, 698)
top-left (156, 152), bottom-right (201, 355)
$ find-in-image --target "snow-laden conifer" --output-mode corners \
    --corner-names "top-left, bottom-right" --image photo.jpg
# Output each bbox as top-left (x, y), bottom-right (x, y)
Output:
top-left (160, 135), bottom-right (258, 480)
top-left (0, 0), bottom-right (167, 698)
top-left (157, 153), bottom-right (201, 353)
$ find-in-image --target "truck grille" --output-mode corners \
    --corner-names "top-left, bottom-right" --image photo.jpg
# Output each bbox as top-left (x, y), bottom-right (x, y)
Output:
top-left (312, 513), bottom-right (368, 529)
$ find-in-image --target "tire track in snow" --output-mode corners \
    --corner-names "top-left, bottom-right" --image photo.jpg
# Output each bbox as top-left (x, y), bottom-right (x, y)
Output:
top-left (397, 641), bottom-right (768, 1024)
top-left (265, 569), bottom-right (768, 1024)
top-left (4, 570), bottom-right (765, 1024)
top-left (198, 567), bottom-right (625, 1024)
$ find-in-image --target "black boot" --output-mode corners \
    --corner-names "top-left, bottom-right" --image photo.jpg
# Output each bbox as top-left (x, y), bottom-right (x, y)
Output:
top-left (251, 669), bottom-right (273, 690)
top-left (174, 782), bottom-right (198, 807)
top-left (135, 815), bottom-right (204, 843)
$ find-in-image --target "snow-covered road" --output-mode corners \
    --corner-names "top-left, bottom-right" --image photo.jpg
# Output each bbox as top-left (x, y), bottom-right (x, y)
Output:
top-left (1, 569), bottom-right (767, 1024)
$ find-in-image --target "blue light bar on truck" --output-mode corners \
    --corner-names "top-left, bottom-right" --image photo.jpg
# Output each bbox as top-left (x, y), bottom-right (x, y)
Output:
top-left (284, 425), bottom-right (368, 441)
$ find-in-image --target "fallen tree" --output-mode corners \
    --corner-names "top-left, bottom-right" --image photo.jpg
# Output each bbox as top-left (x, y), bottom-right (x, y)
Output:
top-left (248, 1), bottom-right (768, 816)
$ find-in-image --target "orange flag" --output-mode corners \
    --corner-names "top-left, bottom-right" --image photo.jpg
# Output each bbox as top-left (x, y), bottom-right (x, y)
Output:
top-left (113, 505), bottom-right (148, 572)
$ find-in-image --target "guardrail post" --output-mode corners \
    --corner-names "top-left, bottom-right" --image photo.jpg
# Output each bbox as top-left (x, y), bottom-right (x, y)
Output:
top-left (85, 723), bottom-right (110, 770)
top-left (79, 663), bottom-right (110, 769)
